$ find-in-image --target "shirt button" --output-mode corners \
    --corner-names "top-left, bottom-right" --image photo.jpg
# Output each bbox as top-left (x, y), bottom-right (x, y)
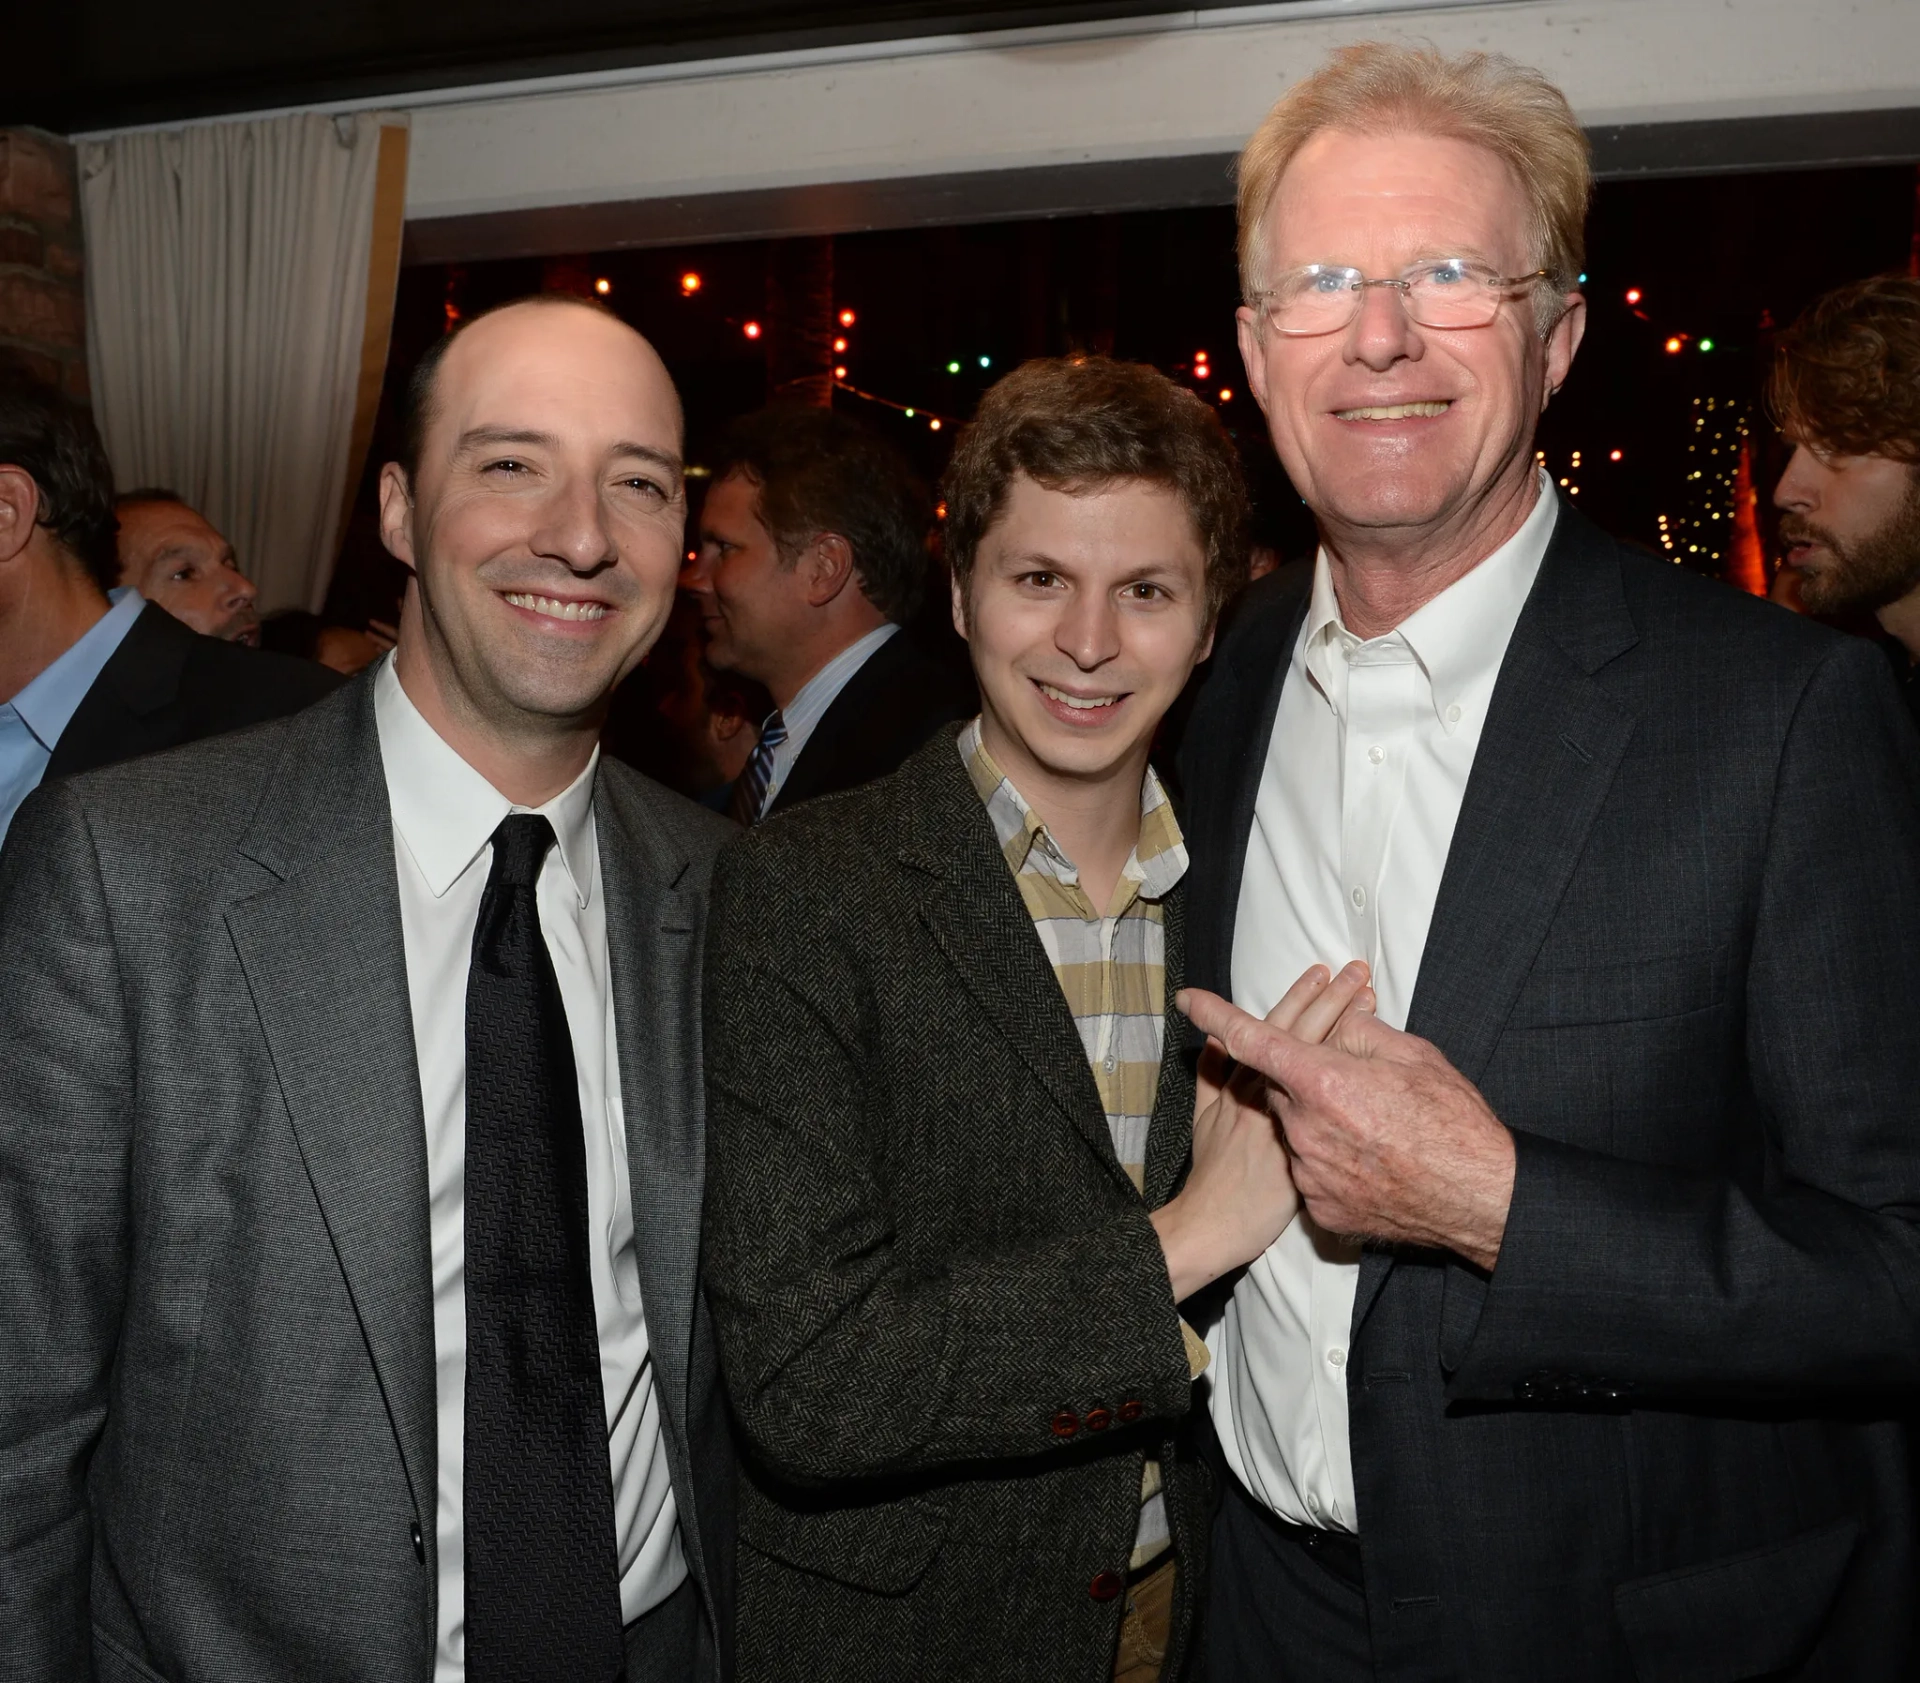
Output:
top-left (1367, 744), bottom-right (1385, 765)
top-left (1446, 703), bottom-right (1463, 724)
top-left (1327, 1346), bottom-right (1347, 1368)
top-left (1102, 1054), bottom-right (1117, 1074)
top-left (1350, 886), bottom-right (1367, 910)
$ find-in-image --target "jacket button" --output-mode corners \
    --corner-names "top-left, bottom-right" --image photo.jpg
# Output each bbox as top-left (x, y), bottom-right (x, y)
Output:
top-left (1084, 1407), bottom-right (1112, 1432)
top-left (1051, 1409), bottom-right (1080, 1438)
top-left (410, 1521), bottom-right (426, 1564)
top-left (1089, 1570), bottom-right (1125, 1602)
top-left (1116, 1400), bottom-right (1143, 1424)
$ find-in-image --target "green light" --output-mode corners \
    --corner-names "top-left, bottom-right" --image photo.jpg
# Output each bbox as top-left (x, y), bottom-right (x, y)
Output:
top-left (978, 355), bottom-right (991, 368)
top-left (904, 407), bottom-right (915, 418)
top-left (1699, 338), bottom-right (1715, 352)
top-left (946, 360), bottom-right (961, 374)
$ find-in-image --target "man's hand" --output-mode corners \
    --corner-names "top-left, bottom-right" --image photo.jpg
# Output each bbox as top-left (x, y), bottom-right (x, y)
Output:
top-left (1176, 987), bottom-right (1516, 1272)
top-left (1153, 962), bottom-right (1375, 1302)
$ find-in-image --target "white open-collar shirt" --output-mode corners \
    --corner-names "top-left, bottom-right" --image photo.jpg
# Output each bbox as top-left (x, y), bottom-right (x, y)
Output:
top-left (1207, 474), bottom-right (1558, 1533)
top-left (374, 657), bottom-right (685, 1679)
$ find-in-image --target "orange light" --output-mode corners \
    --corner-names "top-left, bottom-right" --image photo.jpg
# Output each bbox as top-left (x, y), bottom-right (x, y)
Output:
top-left (839, 308), bottom-right (856, 327)
top-left (1610, 449), bottom-right (1623, 461)
top-left (679, 271), bottom-right (702, 294)
top-left (834, 366), bottom-right (848, 380)
top-left (743, 321), bottom-right (762, 339)
top-left (1665, 336), bottom-right (1684, 354)
top-left (1195, 350), bottom-right (1209, 362)
top-left (594, 278), bottom-right (612, 296)
top-left (1625, 288), bottom-right (1643, 305)
top-left (935, 501), bottom-right (948, 520)
top-left (1219, 388), bottom-right (1233, 403)
top-left (833, 337), bottom-right (848, 353)
top-left (929, 417), bottom-right (942, 431)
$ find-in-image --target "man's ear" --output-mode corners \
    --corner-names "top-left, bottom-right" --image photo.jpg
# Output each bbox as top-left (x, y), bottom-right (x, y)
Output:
top-left (950, 567), bottom-right (971, 643)
top-left (0, 464), bottom-right (42, 567)
top-left (1542, 291), bottom-right (1587, 409)
top-left (378, 461), bottom-right (419, 571)
top-left (798, 531), bottom-right (857, 608)
top-left (1236, 305), bottom-right (1273, 421)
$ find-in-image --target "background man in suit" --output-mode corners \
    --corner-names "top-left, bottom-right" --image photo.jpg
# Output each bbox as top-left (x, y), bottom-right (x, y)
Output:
top-left (1772, 274), bottom-right (1920, 725)
top-left (1175, 44), bottom-right (1920, 1682)
top-left (0, 294), bottom-right (735, 1682)
top-left (115, 487), bottom-right (263, 644)
top-left (703, 357), bottom-right (1358, 1683)
top-left (0, 364), bottom-right (337, 846)
top-left (684, 404), bottom-right (973, 823)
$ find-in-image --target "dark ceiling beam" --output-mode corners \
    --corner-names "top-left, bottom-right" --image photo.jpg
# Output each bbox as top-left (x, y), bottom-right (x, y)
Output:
top-left (402, 106), bottom-right (1920, 266)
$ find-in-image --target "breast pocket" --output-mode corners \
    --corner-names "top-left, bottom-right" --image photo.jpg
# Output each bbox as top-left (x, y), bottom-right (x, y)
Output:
top-left (1508, 944), bottom-right (1729, 1029)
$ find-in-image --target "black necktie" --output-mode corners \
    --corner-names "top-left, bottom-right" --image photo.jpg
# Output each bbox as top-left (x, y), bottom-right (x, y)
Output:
top-left (463, 814), bottom-right (626, 1683)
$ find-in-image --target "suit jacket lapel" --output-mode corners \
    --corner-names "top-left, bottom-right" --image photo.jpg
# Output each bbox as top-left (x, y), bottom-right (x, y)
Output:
top-left (45, 604), bottom-right (190, 780)
top-left (221, 681), bottom-right (438, 1526)
top-left (1354, 507), bottom-right (1641, 1328)
top-left (898, 743), bottom-right (1138, 1198)
top-left (596, 777), bottom-right (702, 1429)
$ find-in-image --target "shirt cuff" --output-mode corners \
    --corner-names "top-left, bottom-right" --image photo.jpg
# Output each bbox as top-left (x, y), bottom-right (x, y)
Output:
top-left (1179, 1317), bottom-right (1211, 1380)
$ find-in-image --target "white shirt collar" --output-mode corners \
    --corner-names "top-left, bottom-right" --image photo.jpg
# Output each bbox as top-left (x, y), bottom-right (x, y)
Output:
top-left (1302, 469), bottom-right (1558, 734)
top-left (373, 653), bottom-right (599, 906)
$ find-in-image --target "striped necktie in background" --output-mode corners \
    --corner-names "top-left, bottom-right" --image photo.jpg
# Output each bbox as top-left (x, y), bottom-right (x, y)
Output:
top-left (727, 709), bottom-right (787, 826)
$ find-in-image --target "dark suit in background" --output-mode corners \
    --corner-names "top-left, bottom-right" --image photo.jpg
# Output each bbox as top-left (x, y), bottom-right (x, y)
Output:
top-left (1180, 505), bottom-right (1920, 1681)
top-left (45, 599), bottom-right (340, 781)
top-left (0, 679), bottom-right (735, 1682)
top-left (761, 628), bottom-right (973, 817)
top-left (703, 735), bottom-right (1210, 1683)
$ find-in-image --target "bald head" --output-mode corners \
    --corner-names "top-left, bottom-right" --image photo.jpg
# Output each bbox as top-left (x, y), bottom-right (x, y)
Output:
top-left (377, 294), bottom-right (689, 784)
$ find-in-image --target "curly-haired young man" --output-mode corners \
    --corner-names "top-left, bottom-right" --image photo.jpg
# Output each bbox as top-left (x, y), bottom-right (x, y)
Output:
top-left (1773, 273), bottom-right (1920, 722)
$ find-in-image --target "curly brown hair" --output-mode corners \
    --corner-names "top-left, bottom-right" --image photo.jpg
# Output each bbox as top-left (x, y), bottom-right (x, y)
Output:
top-left (1769, 274), bottom-right (1920, 463)
top-left (941, 356), bottom-right (1250, 623)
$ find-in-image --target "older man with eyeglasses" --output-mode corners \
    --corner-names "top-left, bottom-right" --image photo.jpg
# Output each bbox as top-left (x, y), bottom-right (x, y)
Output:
top-left (1175, 44), bottom-right (1920, 1683)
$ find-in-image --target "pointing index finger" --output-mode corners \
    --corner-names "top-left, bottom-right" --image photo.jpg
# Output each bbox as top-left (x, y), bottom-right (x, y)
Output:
top-left (1176, 988), bottom-right (1315, 1088)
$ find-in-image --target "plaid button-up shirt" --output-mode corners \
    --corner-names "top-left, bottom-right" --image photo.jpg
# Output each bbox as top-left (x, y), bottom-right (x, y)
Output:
top-left (960, 719), bottom-right (1195, 1567)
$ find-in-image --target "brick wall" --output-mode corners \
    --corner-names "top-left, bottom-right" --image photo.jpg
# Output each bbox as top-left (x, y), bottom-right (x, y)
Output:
top-left (0, 128), bottom-right (87, 402)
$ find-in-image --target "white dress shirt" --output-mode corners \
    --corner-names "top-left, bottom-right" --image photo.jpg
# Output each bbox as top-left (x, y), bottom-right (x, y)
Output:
top-left (762, 620), bottom-right (899, 806)
top-left (373, 658), bottom-right (685, 1680)
top-left (1207, 474), bottom-right (1558, 1533)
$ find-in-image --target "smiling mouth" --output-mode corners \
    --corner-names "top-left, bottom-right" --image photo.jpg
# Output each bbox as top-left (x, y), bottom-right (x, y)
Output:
top-left (503, 591), bottom-right (610, 622)
top-left (1332, 401), bottom-right (1452, 421)
top-left (1037, 680), bottom-right (1126, 712)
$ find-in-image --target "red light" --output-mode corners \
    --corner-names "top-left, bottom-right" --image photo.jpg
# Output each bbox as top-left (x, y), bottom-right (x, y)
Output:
top-left (834, 366), bottom-right (848, 380)
top-left (833, 337), bottom-right (848, 353)
top-left (1610, 449), bottom-right (1623, 462)
top-left (1195, 350), bottom-right (1209, 362)
top-left (1664, 336), bottom-right (1684, 355)
top-left (679, 271), bottom-right (702, 294)
top-left (1219, 388), bottom-right (1233, 403)
top-left (743, 321), bottom-right (762, 339)
top-left (839, 308), bottom-right (856, 327)
top-left (1625, 288), bottom-right (1642, 305)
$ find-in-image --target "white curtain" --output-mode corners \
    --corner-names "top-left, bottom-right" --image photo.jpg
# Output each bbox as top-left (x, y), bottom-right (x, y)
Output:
top-left (80, 112), bottom-right (405, 613)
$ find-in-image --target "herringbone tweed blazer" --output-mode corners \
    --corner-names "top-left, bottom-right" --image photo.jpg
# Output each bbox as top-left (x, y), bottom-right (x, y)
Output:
top-left (703, 728), bottom-right (1211, 1683)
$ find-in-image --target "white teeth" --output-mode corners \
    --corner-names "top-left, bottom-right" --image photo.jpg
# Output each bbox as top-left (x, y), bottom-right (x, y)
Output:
top-left (1335, 401), bottom-right (1451, 421)
top-left (1040, 682), bottom-right (1119, 710)
top-left (505, 592), bottom-right (609, 622)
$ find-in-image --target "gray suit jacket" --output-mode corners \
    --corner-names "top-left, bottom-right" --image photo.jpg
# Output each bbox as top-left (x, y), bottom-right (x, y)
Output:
top-left (1180, 503), bottom-right (1920, 1682)
top-left (0, 676), bottom-right (736, 1683)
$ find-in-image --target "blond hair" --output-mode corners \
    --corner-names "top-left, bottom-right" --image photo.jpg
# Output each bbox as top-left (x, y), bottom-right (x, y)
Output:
top-left (1236, 43), bottom-right (1591, 331)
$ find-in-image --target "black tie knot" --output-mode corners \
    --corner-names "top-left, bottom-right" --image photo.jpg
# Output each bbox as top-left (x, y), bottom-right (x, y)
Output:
top-left (488, 814), bottom-right (555, 892)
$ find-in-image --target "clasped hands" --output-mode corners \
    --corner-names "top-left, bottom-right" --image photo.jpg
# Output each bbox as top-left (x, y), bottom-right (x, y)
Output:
top-left (1151, 962), bottom-right (1516, 1305)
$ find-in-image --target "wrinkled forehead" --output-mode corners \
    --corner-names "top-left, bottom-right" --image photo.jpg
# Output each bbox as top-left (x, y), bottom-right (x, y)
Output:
top-left (118, 501), bottom-right (227, 556)
top-left (1262, 128), bottom-right (1533, 272)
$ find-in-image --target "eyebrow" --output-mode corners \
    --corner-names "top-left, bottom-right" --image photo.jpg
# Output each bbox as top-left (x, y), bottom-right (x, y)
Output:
top-left (455, 427), bottom-right (683, 476)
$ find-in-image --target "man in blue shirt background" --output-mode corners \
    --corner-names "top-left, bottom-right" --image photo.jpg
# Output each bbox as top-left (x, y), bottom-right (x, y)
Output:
top-left (0, 361), bottom-right (337, 846)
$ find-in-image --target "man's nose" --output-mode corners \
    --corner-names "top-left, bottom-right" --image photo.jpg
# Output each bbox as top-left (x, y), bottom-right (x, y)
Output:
top-left (681, 548), bottom-right (715, 593)
top-left (531, 478), bottom-right (618, 572)
top-left (1773, 444), bottom-right (1817, 512)
top-left (225, 567), bottom-right (257, 609)
top-left (1057, 591), bottom-right (1122, 670)
top-left (1343, 281), bottom-right (1421, 372)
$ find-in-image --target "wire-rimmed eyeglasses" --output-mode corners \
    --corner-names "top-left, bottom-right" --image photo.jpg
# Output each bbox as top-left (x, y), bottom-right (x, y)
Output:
top-left (1248, 259), bottom-right (1554, 337)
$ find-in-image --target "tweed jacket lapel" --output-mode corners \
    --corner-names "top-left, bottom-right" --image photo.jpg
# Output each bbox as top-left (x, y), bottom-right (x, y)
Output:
top-left (222, 677), bottom-right (438, 1532)
top-left (1353, 505), bottom-right (1641, 1329)
top-left (895, 734), bottom-right (1143, 1199)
